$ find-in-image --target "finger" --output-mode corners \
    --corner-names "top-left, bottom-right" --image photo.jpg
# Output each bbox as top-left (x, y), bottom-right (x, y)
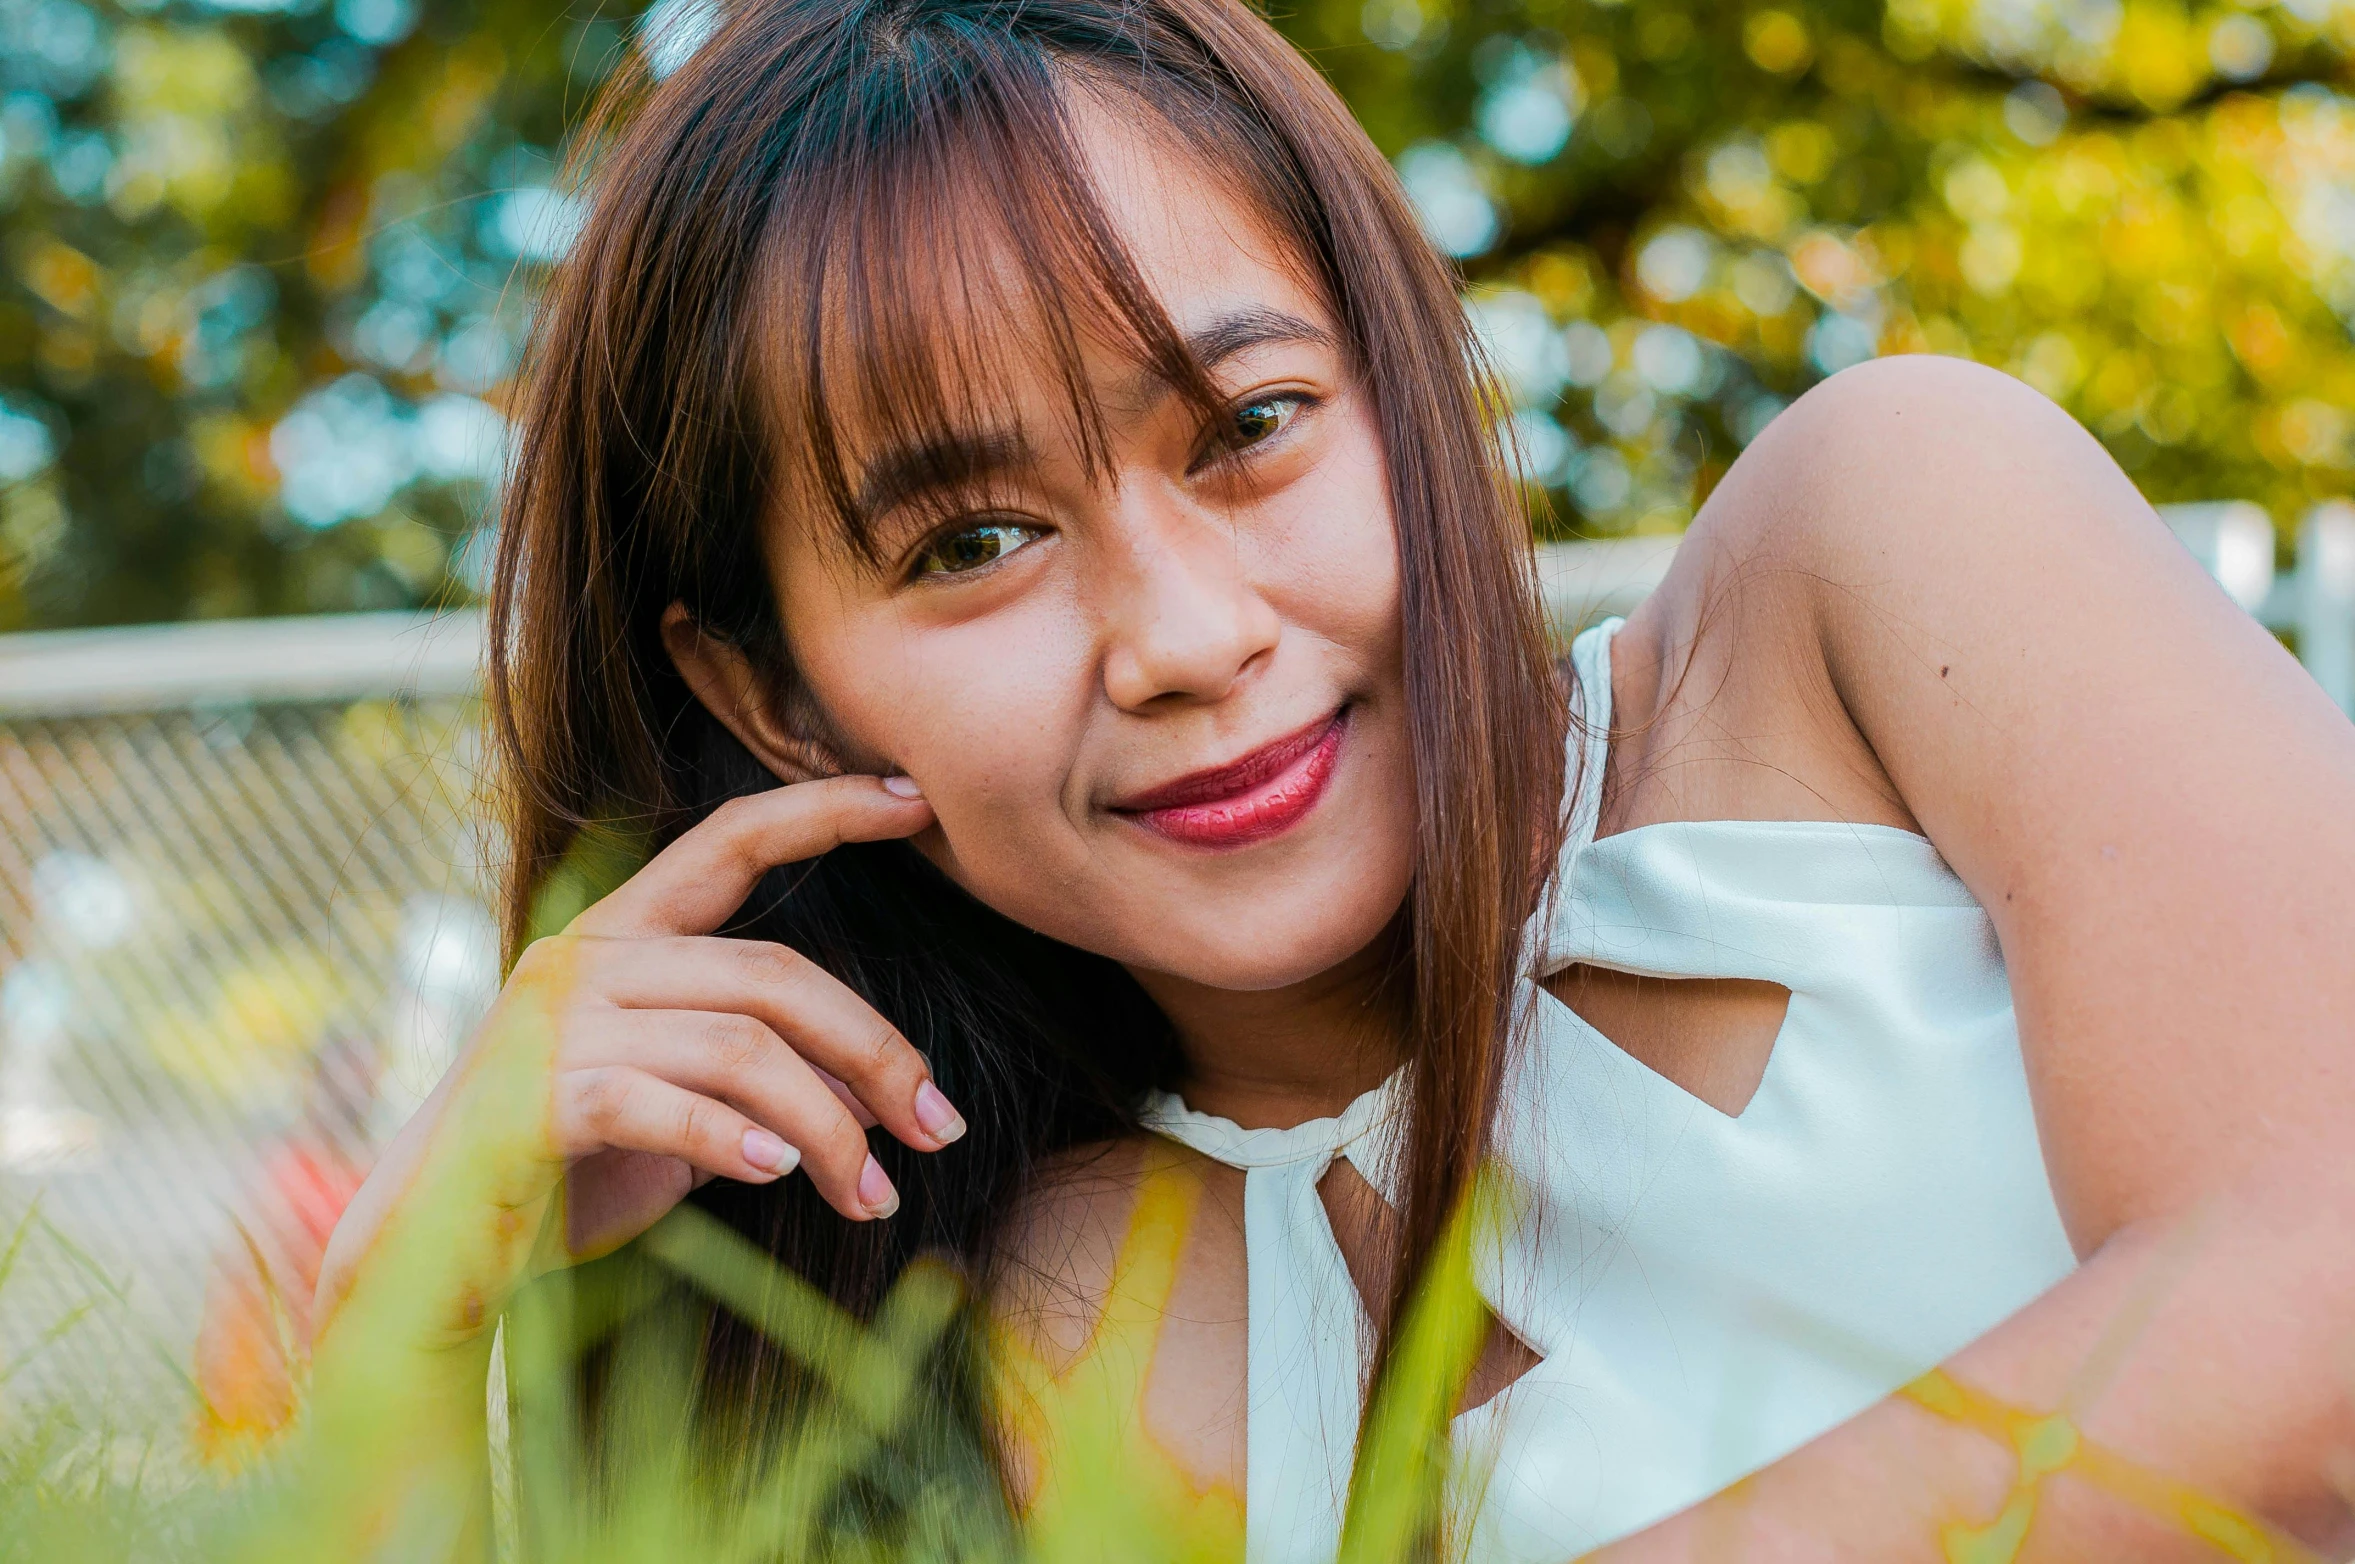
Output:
top-left (561, 1009), bottom-right (900, 1218)
top-left (572, 937), bottom-right (953, 1149)
top-left (808, 1061), bottom-right (880, 1130)
top-left (563, 1148), bottom-right (695, 1261)
top-left (557, 1064), bottom-right (805, 1191)
top-left (572, 777), bottom-right (932, 940)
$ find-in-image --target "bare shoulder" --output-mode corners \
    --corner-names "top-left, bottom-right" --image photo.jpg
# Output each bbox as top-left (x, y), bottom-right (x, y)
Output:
top-left (1677, 353), bottom-right (2296, 735)
top-left (1605, 355), bottom-right (2231, 833)
top-left (986, 1135), bottom-right (1158, 1371)
top-left (1669, 354), bottom-right (2213, 659)
top-left (1654, 355), bottom-right (2146, 635)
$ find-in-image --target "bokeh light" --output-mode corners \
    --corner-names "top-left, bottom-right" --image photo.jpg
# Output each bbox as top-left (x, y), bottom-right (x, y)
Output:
top-left (0, 0), bottom-right (2352, 625)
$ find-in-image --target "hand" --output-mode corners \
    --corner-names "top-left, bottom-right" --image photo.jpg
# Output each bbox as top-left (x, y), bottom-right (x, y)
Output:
top-left (316, 774), bottom-right (950, 1341)
top-left (541, 775), bottom-right (958, 1254)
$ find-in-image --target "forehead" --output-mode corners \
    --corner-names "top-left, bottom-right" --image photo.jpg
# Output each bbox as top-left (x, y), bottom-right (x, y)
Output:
top-left (754, 84), bottom-right (1339, 546)
top-left (1061, 92), bottom-right (1329, 349)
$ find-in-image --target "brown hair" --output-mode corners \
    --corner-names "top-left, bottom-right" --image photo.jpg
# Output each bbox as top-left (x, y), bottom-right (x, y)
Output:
top-left (490, 0), bottom-right (1564, 1474)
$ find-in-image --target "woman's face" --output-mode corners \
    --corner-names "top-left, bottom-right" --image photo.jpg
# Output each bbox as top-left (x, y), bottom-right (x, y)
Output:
top-left (761, 101), bottom-right (1415, 997)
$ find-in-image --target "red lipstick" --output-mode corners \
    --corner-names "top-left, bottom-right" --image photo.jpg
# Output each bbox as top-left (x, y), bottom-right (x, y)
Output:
top-left (1112, 710), bottom-right (1348, 848)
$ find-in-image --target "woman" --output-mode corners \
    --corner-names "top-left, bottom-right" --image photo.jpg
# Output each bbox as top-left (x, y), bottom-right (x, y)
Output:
top-left (316, 0), bottom-right (2355, 1557)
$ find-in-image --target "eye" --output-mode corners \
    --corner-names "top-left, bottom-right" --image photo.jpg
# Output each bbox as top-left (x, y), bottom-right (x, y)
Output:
top-left (1223, 393), bottom-right (1304, 453)
top-left (912, 519), bottom-right (1045, 578)
top-left (1193, 391), bottom-right (1314, 474)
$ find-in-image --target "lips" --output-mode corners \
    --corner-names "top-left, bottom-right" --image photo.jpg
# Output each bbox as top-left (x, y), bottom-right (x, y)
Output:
top-left (1111, 709), bottom-right (1348, 848)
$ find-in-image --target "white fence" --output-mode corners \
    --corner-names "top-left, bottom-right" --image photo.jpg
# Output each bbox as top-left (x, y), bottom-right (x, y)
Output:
top-left (0, 613), bottom-right (491, 1448)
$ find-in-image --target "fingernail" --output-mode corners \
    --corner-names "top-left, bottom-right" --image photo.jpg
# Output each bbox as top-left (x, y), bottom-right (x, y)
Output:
top-left (858, 1155), bottom-right (900, 1217)
top-left (913, 1080), bottom-right (967, 1145)
top-left (882, 775), bottom-right (923, 799)
top-left (743, 1128), bottom-right (799, 1176)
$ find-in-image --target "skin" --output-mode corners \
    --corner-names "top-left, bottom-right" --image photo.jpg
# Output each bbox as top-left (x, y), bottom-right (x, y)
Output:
top-left (748, 118), bottom-right (1418, 1086)
top-left (1572, 355), bottom-right (2355, 1559)
top-left (316, 95), bottom-right (2355, 1557)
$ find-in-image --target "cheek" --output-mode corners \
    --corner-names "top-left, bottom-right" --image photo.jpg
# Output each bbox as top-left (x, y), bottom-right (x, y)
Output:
top-left (1265, 408), bottom-right (1405, 678)
top-left (792, 606), bottom-right (1094, 877)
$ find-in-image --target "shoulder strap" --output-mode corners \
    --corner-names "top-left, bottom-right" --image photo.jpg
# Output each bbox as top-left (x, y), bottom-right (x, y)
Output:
top-left (1139, 1084), bottom-right (1400, 1561)
top-left (1563, 617), bottom-right (1621, 851)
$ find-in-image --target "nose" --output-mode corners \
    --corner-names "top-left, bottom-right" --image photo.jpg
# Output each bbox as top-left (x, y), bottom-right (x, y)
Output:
top-left (1098, 497), bottom-right (1283, 712)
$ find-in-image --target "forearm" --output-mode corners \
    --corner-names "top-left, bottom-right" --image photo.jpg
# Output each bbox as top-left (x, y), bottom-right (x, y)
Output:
top-left (301, 1323), bottom-right (499, 1564)
top-left (1597, 1163), bottom-right (2355, 1561)
top-left (316, 984), bottom-right (567, 1352)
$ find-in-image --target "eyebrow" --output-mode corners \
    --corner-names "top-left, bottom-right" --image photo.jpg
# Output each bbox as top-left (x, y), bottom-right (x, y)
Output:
top-left (851, 305), bottom-right (1334, 523)
top-left (853, 428), bottom-right (1031, 526)
top-left (1174, 305), bottom-right (1334, 377)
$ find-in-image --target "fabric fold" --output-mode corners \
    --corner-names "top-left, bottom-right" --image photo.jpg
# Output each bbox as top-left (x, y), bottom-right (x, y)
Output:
top-left (1141, 1085), bottom-right (1398, 1563)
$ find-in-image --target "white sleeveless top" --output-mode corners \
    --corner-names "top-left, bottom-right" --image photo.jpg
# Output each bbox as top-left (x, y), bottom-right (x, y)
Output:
top-left (1140, 618), bottom-right (2079, 1563)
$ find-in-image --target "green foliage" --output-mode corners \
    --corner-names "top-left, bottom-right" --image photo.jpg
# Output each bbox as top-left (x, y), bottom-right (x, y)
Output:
top-left (0, 0), bottom-right (2350, 615)
top-left (1280, 0), bottom-right (2355, 541)
top-left (0, 1142), bottom-right (1488, 1564)
top-left (1335, 1179), bottom-right (1488, 1564)
top-left (502, 1210), bottom-right (1015, 1564)
top-left (0, 0), bottom-right (618, 630)
top-left (0, 965), bottom-right (1492, 1563)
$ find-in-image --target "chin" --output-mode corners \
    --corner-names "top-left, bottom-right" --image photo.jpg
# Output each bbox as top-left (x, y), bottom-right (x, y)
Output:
top-left (1103, 872), bottom-right (1410, 992)
top-left (1150, 942), bottom-right (1380, 994)
top-left (927, 786), bottom-right (1415, 992)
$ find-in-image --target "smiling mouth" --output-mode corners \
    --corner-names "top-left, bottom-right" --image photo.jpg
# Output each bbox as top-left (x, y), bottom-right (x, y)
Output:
top-left (1110, 708), bottom-right (1349, 849)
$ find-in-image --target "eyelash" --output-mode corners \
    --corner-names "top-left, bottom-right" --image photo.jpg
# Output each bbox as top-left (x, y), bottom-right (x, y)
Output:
top-left (900, 391), bottom-right (1319, 583)
top-left (907, 518), bottom-right (1047, 581)
top-left (1192, 391), bottom-right (1315, 473)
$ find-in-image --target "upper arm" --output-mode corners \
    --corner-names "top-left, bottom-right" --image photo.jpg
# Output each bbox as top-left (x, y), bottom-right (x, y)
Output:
top-left (1692, 354), bottom-right (2355, 1251)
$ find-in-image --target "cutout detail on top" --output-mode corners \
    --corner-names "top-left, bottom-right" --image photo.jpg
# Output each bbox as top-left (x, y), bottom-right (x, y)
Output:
top-left (1540, 964), bottom-right (1792, 1118)
top-left (1317, 1158), bottom-right (1543, 1414)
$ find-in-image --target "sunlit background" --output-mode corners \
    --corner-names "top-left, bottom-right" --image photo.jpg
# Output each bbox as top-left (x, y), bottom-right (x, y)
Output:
top-left (2, 0), bottom-right (2353, 1464)
top-left (5, 0), bottom-right (2355, 624)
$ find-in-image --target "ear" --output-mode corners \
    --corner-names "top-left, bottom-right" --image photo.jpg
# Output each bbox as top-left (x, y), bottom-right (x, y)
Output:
top-left (660, 602), bottom-right (846, 785)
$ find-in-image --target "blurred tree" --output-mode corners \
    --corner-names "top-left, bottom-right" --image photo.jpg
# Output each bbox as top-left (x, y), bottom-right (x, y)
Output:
top-left (0, 0), bottom-right (2350, 629)
top-left (0, 0), bottom-right (622, 628)
top-left (1280, 0), bottom-right (2355, 542)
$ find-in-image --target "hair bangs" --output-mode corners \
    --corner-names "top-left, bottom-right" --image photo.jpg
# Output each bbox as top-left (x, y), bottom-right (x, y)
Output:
top-left (756, 42), bottom-right (1234, 562)
top-left (496, 0), bottom-right (1569, 1516)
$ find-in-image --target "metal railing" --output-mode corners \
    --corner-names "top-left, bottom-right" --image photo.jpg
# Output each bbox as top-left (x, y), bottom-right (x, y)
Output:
top-left (0, 610), bottom-right (492, 1447)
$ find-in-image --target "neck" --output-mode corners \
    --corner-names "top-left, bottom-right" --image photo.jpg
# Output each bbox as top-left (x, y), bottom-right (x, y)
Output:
top-left (1128, 928), bottom-right (1404, 1131)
